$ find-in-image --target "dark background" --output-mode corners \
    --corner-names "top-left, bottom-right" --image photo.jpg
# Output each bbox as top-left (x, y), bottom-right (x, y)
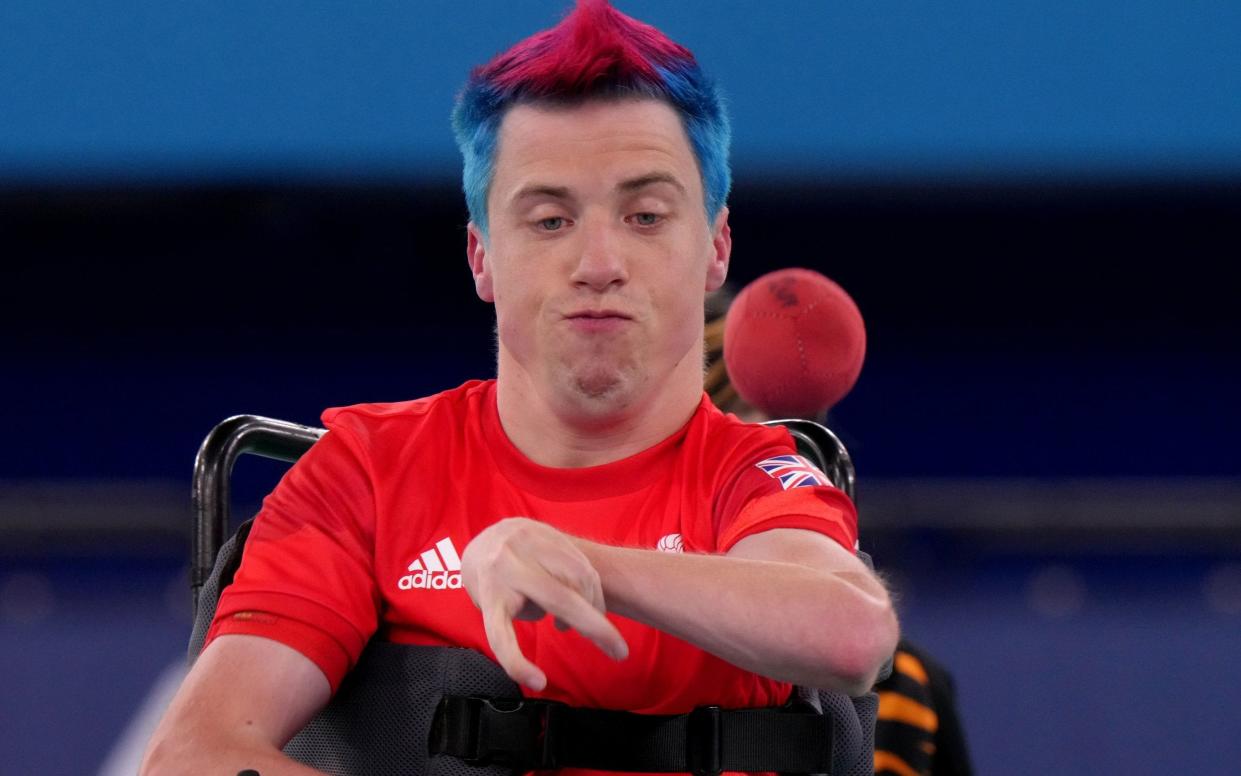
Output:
top-left (6, 178), bottom-right (1239, 481)
top-left (5, 178), bottom-right (1238, 775)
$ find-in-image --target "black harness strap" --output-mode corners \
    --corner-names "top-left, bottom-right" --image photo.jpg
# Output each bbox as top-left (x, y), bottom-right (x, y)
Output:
top-left (429, 695), bottom-right (834, 775)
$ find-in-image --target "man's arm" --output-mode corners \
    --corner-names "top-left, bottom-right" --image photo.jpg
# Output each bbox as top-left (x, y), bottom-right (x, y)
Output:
top-left (460, 519), bottom-right (898, 697)
top-left (590, 527), bottom-right (897, 695)
top-left (140, 635), bottom-right (331, 776)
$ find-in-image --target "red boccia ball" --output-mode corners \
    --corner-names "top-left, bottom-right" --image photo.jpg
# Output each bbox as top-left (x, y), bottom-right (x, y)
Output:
top-left (723, 268), bottom-right (866, 419)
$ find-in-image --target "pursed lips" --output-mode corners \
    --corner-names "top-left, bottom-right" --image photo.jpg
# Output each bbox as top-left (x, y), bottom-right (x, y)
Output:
top-left (566, 309), bottom-right (632, 320)
top-left (563, 309), bottom-right (634, 332)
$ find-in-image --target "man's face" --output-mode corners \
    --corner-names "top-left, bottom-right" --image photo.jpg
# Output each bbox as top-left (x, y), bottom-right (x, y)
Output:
top-left (467, 98), bottom-right (731, 420)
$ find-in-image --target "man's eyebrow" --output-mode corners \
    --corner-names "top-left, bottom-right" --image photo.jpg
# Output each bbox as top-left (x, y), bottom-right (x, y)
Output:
top-left (617, 173), bottom-right (687, 196)
top-left (510, 184), bottom-right (573, 204)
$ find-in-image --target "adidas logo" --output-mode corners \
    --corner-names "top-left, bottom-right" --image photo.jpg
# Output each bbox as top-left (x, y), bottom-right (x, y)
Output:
top-left (397, 537), bottom-right (463, 591)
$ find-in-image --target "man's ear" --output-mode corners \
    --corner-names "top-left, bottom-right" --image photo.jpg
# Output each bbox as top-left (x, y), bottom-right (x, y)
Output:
top-left (705, 206), bottom-right (732, 292)
top-left (466, 222), bottom-right (495, 303)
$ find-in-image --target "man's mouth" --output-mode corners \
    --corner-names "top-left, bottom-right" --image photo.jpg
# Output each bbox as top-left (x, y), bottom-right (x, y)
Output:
top-left (567, 309), bottom-right (632, 320)
top-left (565, 309), bottom-right (633, 332)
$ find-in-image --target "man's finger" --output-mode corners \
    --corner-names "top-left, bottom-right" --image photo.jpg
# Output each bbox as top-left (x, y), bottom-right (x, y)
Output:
top-left (526, 574), bottom-right (629, 661)
top-left (536, 543), bottom-right (607, 614)
top-left (482, 600), bottom-right (547, 691)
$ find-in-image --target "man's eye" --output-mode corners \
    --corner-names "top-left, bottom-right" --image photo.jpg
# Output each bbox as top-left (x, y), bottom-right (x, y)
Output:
top-left (537, 217), bottom-right (566, 231)
top-left (631, 213), bottom-right (661, 227)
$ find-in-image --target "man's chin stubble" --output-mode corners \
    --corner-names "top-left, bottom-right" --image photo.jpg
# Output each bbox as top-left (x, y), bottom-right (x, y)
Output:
top-left (564, 360), bottom-right (646, 409)
top-left (572, 370), bottom-right (624, 401)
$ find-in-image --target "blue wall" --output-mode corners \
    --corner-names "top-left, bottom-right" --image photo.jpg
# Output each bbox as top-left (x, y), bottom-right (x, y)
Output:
top-left (3, 1), bottom-right (1240, 182)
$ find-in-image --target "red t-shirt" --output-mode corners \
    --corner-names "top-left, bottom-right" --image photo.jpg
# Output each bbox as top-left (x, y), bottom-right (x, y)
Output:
top-left (208, 379), bottom-right (857, 716)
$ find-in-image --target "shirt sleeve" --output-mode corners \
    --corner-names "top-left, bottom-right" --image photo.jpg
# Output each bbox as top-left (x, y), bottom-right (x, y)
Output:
top-left (714, 448), bottom-right (858, 554)
top-left (204, 424), bottom-right (380, 694)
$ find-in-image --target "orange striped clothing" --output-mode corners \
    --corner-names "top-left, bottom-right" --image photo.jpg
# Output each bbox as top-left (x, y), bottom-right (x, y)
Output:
top-left (874, 641), bottom-right (973, 776)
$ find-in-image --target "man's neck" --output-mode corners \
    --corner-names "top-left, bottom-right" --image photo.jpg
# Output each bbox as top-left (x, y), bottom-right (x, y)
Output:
top-left (495, 356), bottom-right (704, 469)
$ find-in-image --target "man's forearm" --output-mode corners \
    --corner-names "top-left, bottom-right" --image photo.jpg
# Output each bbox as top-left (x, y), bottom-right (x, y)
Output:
top-left (140, 736), bottom-right (327, 776)
top-left (577, 539), bottom-right (898, 695)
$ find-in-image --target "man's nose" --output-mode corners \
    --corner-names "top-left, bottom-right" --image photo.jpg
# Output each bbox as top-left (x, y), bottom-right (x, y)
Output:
top-left (570, 221), bottom-right (628, 291)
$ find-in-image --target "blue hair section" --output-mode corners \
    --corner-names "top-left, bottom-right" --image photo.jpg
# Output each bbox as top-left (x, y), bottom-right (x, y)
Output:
top-left (451, 59), bottom-right (730, 237)
top-left (451, 81), bottom-right (503, 236)
top-left (655, 61), bottom-right (731, 223)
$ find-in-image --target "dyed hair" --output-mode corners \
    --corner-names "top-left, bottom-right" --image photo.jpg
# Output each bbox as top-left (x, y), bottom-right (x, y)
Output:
top-left (451, 0), bottom-right (730, 234)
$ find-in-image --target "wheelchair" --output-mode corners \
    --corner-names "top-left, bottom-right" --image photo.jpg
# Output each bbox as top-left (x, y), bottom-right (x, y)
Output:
top-left (187, 414), bottom-right (879, 776)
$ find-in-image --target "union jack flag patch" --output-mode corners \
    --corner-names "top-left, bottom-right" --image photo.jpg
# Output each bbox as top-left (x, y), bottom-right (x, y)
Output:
top-left (755, 455), bottom-right (831, 490)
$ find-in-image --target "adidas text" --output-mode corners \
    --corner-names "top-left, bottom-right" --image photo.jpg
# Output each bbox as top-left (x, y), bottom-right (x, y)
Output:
top-left (398, 570), bottom-right (462, 590)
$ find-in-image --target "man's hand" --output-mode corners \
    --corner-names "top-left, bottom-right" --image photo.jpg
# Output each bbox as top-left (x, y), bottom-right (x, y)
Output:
top-left (460, 518), bottom-right (629, 691)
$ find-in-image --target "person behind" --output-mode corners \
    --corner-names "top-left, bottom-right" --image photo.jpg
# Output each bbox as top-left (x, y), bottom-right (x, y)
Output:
top-left (705, 287), bottom-right (973, 776)
top-left (141, 3), bottom-right (898, 774)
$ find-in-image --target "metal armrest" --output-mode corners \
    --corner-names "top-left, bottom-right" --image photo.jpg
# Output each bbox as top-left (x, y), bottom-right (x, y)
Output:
top-left (191, 414), bottom-right (325, 613)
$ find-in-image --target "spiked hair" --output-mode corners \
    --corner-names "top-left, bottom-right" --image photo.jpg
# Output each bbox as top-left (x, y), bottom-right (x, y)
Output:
top-left (452, 0), bottom-right (730, 234)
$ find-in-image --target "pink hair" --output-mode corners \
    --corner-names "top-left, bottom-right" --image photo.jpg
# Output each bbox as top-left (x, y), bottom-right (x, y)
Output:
top-left (452, 0), bottom-right (731, 233)
top-left (479, 0), bottom-right (692, 95)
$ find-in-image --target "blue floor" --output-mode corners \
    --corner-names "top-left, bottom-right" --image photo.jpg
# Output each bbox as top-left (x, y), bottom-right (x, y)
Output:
top-left (3, 552), bottom-right (1239, 775)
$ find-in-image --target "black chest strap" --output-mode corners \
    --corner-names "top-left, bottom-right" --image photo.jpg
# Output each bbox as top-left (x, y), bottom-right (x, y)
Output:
top-left (429, 695), bottom-right (834, 775)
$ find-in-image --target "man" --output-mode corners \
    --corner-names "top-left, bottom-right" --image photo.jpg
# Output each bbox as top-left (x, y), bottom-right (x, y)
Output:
top-left (141, 2), bottom-right (898, 774)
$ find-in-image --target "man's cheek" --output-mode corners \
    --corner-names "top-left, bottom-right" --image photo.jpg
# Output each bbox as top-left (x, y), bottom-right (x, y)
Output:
top-left (496, 309), bottom-right (539, 356)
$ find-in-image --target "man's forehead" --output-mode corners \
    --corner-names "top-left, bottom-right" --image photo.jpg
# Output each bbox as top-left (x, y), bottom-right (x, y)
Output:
top-left (492, 98), bottom-right (701, 199)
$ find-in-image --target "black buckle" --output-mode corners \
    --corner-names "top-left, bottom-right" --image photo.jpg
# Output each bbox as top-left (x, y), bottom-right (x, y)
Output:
top-left (430, 695), bottom-right (563, 769)
top-left (687, 705), bottom-right (722, 776)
